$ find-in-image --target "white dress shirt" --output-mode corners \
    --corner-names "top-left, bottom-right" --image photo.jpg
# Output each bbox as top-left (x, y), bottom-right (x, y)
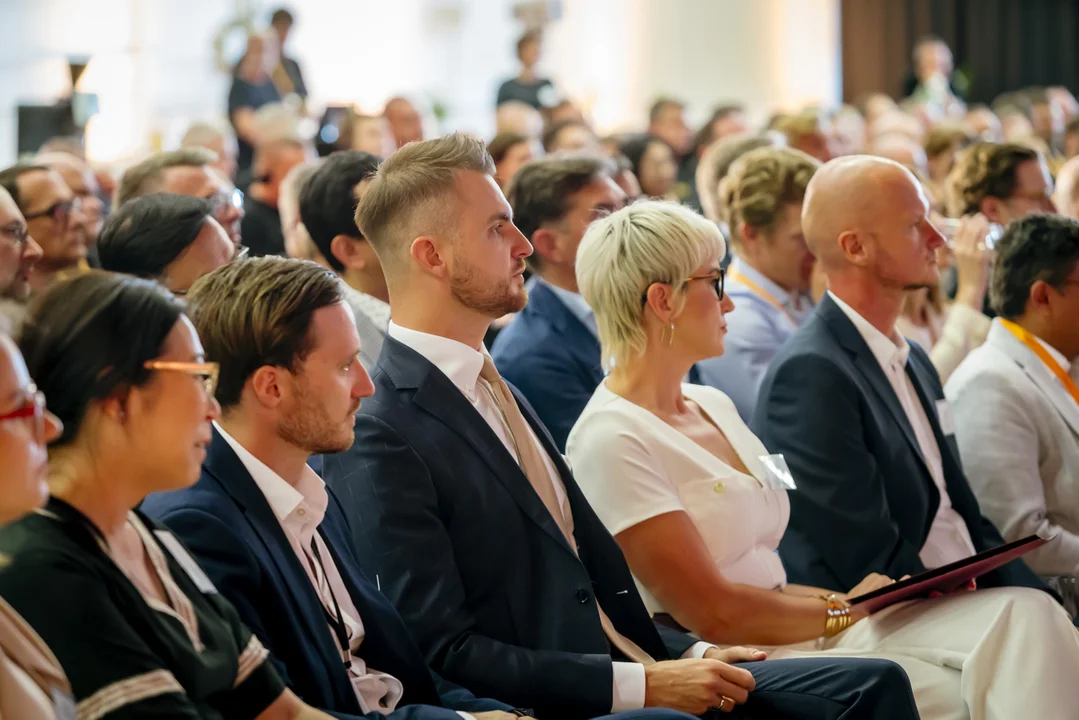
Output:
top-left (214, 424), bottom-right (409, 715)
top-left (827, 292), bottom-right (977, 568)
top-left (387, 322), bottom-right (714, 712)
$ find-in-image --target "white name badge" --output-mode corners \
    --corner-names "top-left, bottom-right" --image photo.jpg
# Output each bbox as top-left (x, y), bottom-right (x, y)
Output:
top-left (757, 454), bottom-right (797, 490)
top-left (52, 687), bottom-right (76, 720)
top-left (936, 399), bottom-right (956, 436)
top-left (154, 530), bottom-right (218, 595)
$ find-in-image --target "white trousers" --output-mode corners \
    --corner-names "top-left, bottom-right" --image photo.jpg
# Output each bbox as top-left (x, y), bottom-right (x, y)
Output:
top-left (768, 587), bottom-right (1079, 720)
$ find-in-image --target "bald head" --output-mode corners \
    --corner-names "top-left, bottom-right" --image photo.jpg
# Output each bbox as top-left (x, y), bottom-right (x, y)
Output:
top-left (804, 156), bottom-right (921, 267)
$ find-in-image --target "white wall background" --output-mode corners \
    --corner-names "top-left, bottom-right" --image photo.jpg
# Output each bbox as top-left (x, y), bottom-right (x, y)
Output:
top-left (0, 0), bottom-right (841, 168)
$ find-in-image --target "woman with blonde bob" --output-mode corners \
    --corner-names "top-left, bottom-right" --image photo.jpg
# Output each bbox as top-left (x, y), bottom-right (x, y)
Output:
top-left (567, 199), bottom-right (1079, 720)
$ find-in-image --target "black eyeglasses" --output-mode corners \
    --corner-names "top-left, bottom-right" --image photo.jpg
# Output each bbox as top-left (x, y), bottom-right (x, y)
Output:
top-left (23, 197), bottom-right (81, 223)
top-left (641, 269), bottom-right (725, 305)
top-left (0, 222), bottom-right (30, 247)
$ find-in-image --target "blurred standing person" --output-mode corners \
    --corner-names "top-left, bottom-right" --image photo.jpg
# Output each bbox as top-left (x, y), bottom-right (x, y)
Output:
top-left (229, 33), bottom-right (282, 183)
top-left (496, 30), bottom-right (557, 111)
top-left (180, 121), bottom-right (240, 182)
top-left (269, 8), bottom-right (308, 107)
top-left (383, 97), bottom-right (423, 149)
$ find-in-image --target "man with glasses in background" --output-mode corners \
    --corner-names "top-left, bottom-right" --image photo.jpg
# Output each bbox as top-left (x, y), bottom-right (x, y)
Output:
top-left (0, 164), bottom-right (88, 297)
top-left (0, 186), bottom-right (44, 334)
top-left (115, 148), bottom-right (245, 248)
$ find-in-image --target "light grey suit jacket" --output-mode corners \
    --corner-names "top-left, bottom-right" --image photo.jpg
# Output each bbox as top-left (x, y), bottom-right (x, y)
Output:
top-left (341, 283), bottom-right (387, 373)
top-left (946, 320), bottom-right (1079, 577)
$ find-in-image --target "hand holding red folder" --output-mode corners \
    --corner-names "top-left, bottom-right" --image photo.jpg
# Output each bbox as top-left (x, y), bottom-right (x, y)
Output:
top-left (848, 534), bottom-right (1049, 614)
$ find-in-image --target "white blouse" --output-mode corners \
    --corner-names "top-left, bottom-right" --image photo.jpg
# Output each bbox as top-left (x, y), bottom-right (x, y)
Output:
top-left (566, 381), bottom-right (789, 615)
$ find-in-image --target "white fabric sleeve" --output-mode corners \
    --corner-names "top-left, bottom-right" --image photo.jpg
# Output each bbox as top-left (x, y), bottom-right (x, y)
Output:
top-left (610, 661), bottom-right (647, 711)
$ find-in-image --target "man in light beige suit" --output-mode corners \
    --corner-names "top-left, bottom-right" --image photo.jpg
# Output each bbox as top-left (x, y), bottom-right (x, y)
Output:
top-left (947, 213), bottom-right (1079, 615)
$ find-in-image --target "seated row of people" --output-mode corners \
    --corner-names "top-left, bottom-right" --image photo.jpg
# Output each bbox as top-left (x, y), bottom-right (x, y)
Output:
top-left (1, 132), bottom-right (1078, 720)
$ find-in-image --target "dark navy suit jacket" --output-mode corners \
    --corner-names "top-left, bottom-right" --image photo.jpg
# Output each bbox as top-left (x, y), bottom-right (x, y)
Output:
top-left (141, 428), bottom-right (510, 720)
top-left (491, 281), bottom-right (605, 451)
top-left (752, 294), bottom-right (1049, 594)
top-left (323, 336), bottom-right (698, 719)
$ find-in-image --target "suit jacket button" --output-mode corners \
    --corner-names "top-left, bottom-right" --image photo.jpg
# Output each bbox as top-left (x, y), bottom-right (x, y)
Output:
top-left (576, 589), bottom-right (590, 604)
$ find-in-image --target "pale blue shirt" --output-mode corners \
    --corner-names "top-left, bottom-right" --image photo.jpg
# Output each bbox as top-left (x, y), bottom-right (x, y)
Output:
top-left (533, 277), bottom-right (599, 339)
top-left (696, 258), bottom-right (814, 422)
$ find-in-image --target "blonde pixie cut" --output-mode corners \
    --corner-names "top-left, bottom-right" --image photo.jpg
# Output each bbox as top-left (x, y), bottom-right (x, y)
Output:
top-left (576, 200), bottom-right (725, 370)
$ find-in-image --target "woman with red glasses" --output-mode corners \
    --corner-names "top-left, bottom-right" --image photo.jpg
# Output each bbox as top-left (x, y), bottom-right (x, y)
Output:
top-left (0, 271), bottom-right (333, 720)
top-left (0, 331), bottom-right (66, 718)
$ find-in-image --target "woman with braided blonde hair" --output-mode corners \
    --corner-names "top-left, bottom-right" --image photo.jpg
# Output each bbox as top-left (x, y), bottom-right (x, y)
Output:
top-left (695, 145), bottom-right (821, 421)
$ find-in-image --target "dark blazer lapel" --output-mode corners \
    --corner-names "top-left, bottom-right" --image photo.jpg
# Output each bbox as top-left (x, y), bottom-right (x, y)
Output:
top-left (820, 295), bottom-right (935, 483)
top-left (201, 428), bottom-right (346, 674)
top-left (531, 283), bottom-right (605, 385)
top-left (379, 336), bottom-right (578, 558)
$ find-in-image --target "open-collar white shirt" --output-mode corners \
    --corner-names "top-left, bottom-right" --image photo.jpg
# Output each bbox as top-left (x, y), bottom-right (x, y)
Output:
top-left (387, 322), bottom-right (714, 712)
top-left (214, 423), bottom-right (407, 714)
top-left (827, 293), bottom-right (977, 568)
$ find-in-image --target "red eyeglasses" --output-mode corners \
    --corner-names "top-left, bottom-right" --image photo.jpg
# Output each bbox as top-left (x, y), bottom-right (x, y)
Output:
top-left (0, 384), bottom-right (48, 441)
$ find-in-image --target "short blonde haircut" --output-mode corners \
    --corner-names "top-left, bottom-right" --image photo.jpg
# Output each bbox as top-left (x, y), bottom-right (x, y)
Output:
top-left (721, 146), bottom-right (820, 252)
top-left (354, 132), bottom-right (494, 274)
top-left (576, 200), bottom-right (725, 370)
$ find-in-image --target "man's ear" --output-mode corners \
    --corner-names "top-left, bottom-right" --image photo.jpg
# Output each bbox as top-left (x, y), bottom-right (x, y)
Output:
top-left (979, 196), bottom-right (1006, 225)
top-left (409, 235), bottom-right (450, 279)
top-left (248, 366), bottom-right (285, 409)
top-left (530, 227), bottom-right (560, 264)
top-left (837, 229), bottom-right (868, 266)
top-left (330, 234), bottom-right (366, 270)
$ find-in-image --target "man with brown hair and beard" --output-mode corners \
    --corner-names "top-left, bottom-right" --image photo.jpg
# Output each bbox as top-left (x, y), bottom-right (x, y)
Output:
top-left (142, 256), bottom-right (519, 720)
top-left (321, 133), bottom-right (920, 720)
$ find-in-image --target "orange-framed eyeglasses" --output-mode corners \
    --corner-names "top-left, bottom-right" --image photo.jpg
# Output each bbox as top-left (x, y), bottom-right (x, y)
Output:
top-left (143, 361), bottom-right (220, 398)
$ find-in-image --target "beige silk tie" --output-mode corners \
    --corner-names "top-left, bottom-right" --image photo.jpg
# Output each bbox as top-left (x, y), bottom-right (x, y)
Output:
top-left (479, 357), bottom-right (655, 665)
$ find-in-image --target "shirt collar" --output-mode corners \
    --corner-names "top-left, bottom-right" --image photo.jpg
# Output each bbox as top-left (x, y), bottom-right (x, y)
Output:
top-left (730, 257), bottom-right (794, 306)
top-left (214, 422), bottom-right (328, 529)
top-left (535, 277), bottom-right (599, 338)
top-left (828, 291), bottom-right (910, 370)
top-left (387, 321), bottom-right (487, 401)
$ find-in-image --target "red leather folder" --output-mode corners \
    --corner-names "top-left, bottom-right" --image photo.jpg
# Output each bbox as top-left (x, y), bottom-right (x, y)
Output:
top-left (849, 533), bottom-right (1049, 614)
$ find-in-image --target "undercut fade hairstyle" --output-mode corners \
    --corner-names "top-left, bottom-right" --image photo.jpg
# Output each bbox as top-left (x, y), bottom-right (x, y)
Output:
top-left (576, 200), bottom-right (725, 371)
top-left (299, 151), bottom-right (382, 272)
top-left (115, 148), bottom-right (218, 207)
top-left (18, 271), bottom-right (184, 447)
top-left (721, 146), bottom-right (820, 252)
top-left (505, 153), bottom-right (616, 272)
top-left (353, 132), bottom-right (494, 274)
top-left (990, 213), bottom-right (1079, 319)
top-left (182, 256), bottom-right (345, 410)
top-left (97, 193), bottom-right (214, 280)
top-left (944, 142), bottom-right (1040, 218)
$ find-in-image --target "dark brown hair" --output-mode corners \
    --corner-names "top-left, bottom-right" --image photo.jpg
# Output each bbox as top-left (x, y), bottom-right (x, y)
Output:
top-left (183, 256), bottom-right (344, 409)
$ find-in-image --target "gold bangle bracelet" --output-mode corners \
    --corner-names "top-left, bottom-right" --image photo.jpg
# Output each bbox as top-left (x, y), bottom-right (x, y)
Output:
top-left (821, 593), bottom-right (853, 638)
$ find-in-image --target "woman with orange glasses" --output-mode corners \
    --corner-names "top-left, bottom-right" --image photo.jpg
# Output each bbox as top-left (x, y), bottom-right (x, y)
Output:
top-left (0, 271), bottom-right (334, 720)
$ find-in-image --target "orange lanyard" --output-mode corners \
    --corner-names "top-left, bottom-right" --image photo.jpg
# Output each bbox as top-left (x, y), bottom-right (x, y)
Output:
top-left (726, 267), bottom-right (798, 327)
top-left (999, 319), bottom-right (1079, 406)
